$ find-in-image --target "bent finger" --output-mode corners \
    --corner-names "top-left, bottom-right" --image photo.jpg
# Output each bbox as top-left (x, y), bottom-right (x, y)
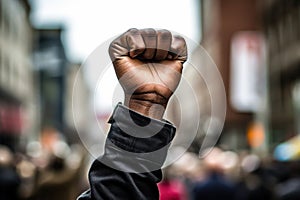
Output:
top-left (169, 35), bottom-right (187, 63)
top-left (154, 29), bottom-right (172, 61)
top-left (140, 28), bottom-right (157, 60)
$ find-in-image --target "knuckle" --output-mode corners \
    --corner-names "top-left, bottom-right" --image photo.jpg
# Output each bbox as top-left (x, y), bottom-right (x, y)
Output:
top-left (126, 28), bottom-right (139, 34)
top-left (173, 35), bottom-right (186, 47)
top-left (142, 28), bottom-right (156, 36)
top-left (158, 29), bottom-right (172, 39)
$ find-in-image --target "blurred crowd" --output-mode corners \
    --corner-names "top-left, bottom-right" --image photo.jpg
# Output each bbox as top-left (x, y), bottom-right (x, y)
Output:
top-left (158, 147), bottom-right (300, 200)
top-left (0, 128), bottom-right (88, 200)
top-left (1, 136), bottom-right (300, 200)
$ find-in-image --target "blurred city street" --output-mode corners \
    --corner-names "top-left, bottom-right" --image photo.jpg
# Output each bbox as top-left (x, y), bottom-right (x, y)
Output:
top-left (0, 0), bottom-right (300, 199)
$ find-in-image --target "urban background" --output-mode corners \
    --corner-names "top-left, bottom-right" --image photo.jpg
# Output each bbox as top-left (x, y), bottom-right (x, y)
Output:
top-left (0, 0), bottom-right (300, 199)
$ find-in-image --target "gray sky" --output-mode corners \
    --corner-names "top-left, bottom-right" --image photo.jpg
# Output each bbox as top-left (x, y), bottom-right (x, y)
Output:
top-left (30, 0), bottom-right (201, 62)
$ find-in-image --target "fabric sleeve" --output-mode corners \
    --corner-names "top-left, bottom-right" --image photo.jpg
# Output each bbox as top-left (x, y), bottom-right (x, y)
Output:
top-left (78, 103), bottom-right (176, 200)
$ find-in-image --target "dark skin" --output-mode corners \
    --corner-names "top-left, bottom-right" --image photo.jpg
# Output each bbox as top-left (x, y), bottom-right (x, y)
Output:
top-left (109, 28), bottom-right (187, 120)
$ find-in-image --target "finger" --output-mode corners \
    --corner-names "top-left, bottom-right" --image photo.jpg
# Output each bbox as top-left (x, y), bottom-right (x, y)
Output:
top-left (140, 28), bottom-right (157, 60)
top-left (126, 28), bottom-right (145, 58)
top-left (154, 29), bottom-right (172, 61)
top-left (109, 28), bottom-right (145, 61)
top-left (169, 35), bottom-right (187, 63)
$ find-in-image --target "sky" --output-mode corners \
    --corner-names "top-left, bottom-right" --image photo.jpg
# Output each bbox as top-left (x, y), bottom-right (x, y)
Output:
top-left (30, 0), bottom-right (201, 63)
top-left (29, 0), bottom-right (202, 113)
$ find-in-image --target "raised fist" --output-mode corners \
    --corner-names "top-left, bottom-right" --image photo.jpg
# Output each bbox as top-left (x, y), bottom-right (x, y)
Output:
top-left (109, 28), bottom-right (187, 119)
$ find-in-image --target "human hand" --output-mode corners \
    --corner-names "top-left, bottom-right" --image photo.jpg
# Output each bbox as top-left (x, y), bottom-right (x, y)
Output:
top-left (109, 28), bottom-right (187, 119)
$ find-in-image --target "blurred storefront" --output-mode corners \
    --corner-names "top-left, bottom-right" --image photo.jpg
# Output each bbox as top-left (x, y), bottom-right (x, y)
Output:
top-left (0, 0), bottom-right (37, 151)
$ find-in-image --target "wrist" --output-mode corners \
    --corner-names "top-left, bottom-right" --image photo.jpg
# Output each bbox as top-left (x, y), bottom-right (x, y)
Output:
top-left (124, 97), bottom-right (167, 120)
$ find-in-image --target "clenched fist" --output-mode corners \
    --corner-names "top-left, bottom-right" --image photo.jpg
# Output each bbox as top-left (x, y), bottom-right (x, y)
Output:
top-left (109, 28), bottom-right (187, 119)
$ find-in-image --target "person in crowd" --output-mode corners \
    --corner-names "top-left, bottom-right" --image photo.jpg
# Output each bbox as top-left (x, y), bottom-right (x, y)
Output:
top-left (192, 147), bottom-right (236, 200)
top-left (78, 28), bottom-right (187, 200)
top-left (0, 145), bottom-right (21, 200)
top-left (235, 153), bottom-right (275, 200)
top-left (34, 129), bottom-right (85, 200)
top-left (158, 166), bottom-right (188, 200)
top-left (276, 161), bottom-right (300, 200)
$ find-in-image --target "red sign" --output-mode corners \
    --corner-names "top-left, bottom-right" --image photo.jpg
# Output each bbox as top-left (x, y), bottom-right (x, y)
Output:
top-left (0, 105), bottom-right (23, 134)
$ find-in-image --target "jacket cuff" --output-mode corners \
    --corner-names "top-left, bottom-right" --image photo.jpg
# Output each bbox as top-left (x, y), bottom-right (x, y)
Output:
top-left (101, 103), bottom-right (176, 172)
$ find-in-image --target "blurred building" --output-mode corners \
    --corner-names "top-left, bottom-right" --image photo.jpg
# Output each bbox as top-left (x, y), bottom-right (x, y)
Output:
top-left (33, 27), bottom-right (68, 133)
top-left (263, 0), bottom-right (300, 147)
top-left (202, 0), bottom-right (265, 148)
top-left (33, 28), bottom-right (89, 143)
top-left (64, 63), bottom-right (89, 143)
top-left (0, 0), bottom-right (37, 151)
top-left (171, 0), bottom-right (267, 152)
top-left (194, 0), bottom-right (300, 154)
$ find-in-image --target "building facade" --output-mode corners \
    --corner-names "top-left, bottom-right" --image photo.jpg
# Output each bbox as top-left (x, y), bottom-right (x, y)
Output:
top-left (33, 28), bottom-right (90, 144)
top-left (263, 0), bottom-right (300, 148)
top-left (194, 0), bottom-right (266, 152)
top-left (33, 28), bottom-right (68, 134)
top-left (0, 0), bottom-right (37, 150)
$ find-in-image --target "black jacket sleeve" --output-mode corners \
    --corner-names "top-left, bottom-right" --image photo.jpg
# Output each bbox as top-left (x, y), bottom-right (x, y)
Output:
top-left (78, 103), bottom-right (176, 200)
